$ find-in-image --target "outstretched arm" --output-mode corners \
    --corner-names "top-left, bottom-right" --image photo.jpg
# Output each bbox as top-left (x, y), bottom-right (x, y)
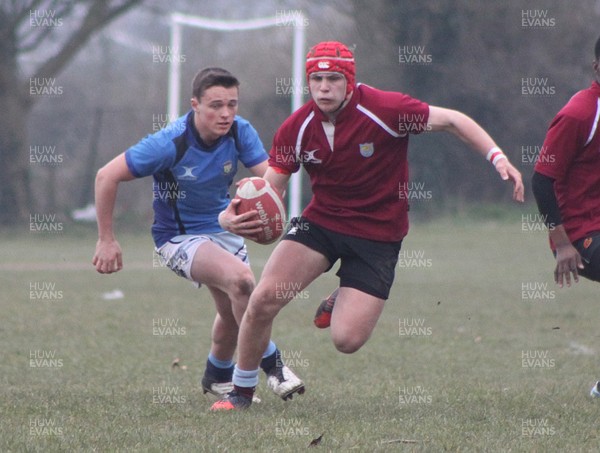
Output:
top-left (427, 106), bottom-right (525, 202)
top-left (93, 153), bottom-right (135, 274)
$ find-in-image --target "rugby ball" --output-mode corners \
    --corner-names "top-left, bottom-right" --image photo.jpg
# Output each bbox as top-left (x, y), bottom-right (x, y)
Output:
top-left (234, 177), bottom-right (286, 244)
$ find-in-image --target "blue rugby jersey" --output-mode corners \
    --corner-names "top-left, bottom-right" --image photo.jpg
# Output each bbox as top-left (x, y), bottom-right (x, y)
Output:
top-left (125, 111), bottom-right (267, 247)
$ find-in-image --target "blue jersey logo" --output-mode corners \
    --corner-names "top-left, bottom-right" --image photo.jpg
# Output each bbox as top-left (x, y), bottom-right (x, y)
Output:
top-left (177, 166), bottom-right (198, 180)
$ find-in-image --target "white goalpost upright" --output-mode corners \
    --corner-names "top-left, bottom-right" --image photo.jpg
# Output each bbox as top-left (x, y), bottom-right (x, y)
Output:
top-left (167, 12), bottom-right (306, 218)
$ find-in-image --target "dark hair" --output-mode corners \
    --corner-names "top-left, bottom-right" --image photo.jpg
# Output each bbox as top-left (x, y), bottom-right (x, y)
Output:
top-left (192, 67), bottom-right (240, 99)
top-left (595, 35), bottom-right (600, 61)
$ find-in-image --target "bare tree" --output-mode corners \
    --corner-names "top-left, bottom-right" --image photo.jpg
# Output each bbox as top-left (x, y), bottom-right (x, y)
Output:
top-left (0, 0), bottom-right (143, 225)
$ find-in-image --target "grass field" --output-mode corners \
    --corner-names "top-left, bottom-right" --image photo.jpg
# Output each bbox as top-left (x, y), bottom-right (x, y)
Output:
top-left (2, 213), bottom-right (599, 452)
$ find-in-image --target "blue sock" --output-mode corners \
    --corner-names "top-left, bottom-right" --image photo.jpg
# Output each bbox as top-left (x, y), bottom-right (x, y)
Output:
top-left (208, 353), bottom-right (233, 369)
top-left (233, 366), bottom-right (259, 388)
top-left (206, 353), bottom-right (234, 382)
top-left (262, 341), bottom-right (277, 359)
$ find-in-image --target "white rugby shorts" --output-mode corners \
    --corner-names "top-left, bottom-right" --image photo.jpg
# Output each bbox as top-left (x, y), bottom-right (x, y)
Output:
top-left (155, 232), bottom-right (248, 286)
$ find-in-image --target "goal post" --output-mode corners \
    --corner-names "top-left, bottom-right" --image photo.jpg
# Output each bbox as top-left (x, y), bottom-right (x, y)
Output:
top-left (167, 12), bottom-right (306, 218)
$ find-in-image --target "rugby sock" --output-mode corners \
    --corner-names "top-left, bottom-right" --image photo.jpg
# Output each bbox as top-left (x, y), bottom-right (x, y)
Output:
top-left (232, 367), bottom-right (259, 397)
top-left (233, 385), bottom-right (255, 399)
top-left (206, 353), bottom-right (234, 381)
top-left (259, 341), bottom-right (278, 373)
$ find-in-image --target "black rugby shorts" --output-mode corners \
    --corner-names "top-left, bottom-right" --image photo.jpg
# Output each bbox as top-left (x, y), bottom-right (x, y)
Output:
top-left (573, 232), bottom-right (600, 282)
top-left (282, 217), bottom-right (402, 299)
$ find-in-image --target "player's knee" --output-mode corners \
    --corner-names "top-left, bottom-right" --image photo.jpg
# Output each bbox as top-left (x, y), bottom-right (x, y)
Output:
top-left (331, 332), bottom-right (367, 354)
top-left (333, 339), bottom-right (364, 354)
top-left (245, 284), bottom-right (284, 322)
top-left (228, 269), bottom-right (255, 299)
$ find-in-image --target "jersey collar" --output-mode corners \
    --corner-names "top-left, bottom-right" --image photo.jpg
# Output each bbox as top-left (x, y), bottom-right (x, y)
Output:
top-left (185, 110), bottom-right (227, 152)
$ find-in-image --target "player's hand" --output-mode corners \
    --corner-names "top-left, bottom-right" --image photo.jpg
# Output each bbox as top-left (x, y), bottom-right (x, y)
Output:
top-left (554, 242), bottom-right (584, 288)
top-left (93, 238), bottom-right (123, 274)
top-left (495, 159), bottom-right (525, 202)
top-left (218, 199), bottom-right (264, 239)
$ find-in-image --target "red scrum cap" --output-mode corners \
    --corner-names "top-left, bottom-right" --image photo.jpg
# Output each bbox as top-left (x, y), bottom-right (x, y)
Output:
top-left (306, 41), bottom-right (355, 95)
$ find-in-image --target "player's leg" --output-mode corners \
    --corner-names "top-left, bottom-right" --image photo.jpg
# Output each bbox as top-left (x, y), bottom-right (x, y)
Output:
top-left (207, 287), bottom-right (239, 361)
top-left (157, 235), bottom-right (255, 320)
top-left (202, 284), bottom-right (290, 399)
top-left (189, 240), bottom-right (255, 322)
top-left (158, 235), bottom-right (256, 397)
top-left (237, 239), bottom-right (330, 375)
top-left (330, 287), bottom-right (385, 353)
top-left (187, 235), bottom-right (295, 400)
top-left (314, 288), bottom-right (339, 328)
top-left (200, 287), bottom-right (238, 396)
top-left (573, 234), bottom-right (600, 397)
top-left (211, 239), bottom-right (331, 410)
top-left (186, 241), bottom-right (252, 396)
top-left (327, 234), bottom-right (402, 352)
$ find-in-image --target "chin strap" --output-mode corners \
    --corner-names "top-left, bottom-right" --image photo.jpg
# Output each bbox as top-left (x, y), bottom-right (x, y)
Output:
top-left (329, 92), bottom-right (353, 121)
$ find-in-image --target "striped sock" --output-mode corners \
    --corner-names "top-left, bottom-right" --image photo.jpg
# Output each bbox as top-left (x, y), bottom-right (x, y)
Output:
top-left (232, 366), bottom-right (259, 394)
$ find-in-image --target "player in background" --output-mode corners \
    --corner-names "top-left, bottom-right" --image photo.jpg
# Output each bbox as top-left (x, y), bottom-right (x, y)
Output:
top-left (531, 36), bottom-right (600, 397)
top-left (93, 67), bottom-right (304, 401)
top-left (211, 42), bottom-right (524, 410)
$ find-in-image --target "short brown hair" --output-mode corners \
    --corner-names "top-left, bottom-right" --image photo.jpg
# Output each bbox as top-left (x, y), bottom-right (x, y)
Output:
top-left (192, 67), bottom-right (240, 100)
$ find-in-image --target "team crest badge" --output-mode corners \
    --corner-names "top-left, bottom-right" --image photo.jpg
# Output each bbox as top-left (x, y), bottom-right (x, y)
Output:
top-left (584, 237), bottom-right (593, 249)
top-left (223, 160), bottom-right (233, 175)
top-left (359, 143), bottom-right (374, 158)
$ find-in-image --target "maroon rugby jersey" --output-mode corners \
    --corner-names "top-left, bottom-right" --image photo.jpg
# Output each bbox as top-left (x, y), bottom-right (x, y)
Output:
top-left (268, 83), bottom-right (429, 242)
top-left (535, 81), bottom-right (600, 243)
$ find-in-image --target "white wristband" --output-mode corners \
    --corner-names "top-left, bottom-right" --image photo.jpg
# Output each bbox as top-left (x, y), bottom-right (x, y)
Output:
top-left (492, 154), bottom-right (507, 166)
top-left (486, 147), bottom-right (506, 166)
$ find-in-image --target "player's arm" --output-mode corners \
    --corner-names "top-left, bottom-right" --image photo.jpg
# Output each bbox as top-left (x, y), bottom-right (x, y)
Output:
top-left (262, 166), bottom-right (290, 200)
top-left (248, 160), bottom-right (269, 177)
top-left (427, 106), bottom-right (525, 202)
top-left (93, 153), bottom-right (135, 274)
top-left (531, 171), bottom-right (583, 287)
top-left (245, 151), bottom-right (289, 197)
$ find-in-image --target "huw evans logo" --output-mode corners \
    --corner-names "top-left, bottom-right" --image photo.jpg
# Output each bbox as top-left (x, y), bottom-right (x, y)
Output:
top-left (521, 282), bottom-right (555, 301)
top-left (29, 78), bottom-right (63, 96)
top-left (397, 250), bottom-right (432, 269)
top-left (521, 77), bottom-right (555, 97)
top-left (152, 386), bottom-right (186, 404)
top-left (398, 45), bottom-right (432, 65)
top-left (521, 9), bottom-right (556, 28)
top-left (29, 145), bottom-right (64, 166)
top-left (399, 386), bottom-right (432, 405)
top-left (29, 350), bottom-right (63, 368)
top-left (152, 318), bottom-right (186, 336)
top-left (29, 281), bottom-right (63, 301)
top-left (275, 418), bottom-right (310, 437)
top-left (521, 350), bottom-right (555, 368)
top-left (399, 318), bottom-right (432, 336)
top-left (29, 418), bottom-right (63, 436)
top-left (29, 9), bottom-right (63, 27)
